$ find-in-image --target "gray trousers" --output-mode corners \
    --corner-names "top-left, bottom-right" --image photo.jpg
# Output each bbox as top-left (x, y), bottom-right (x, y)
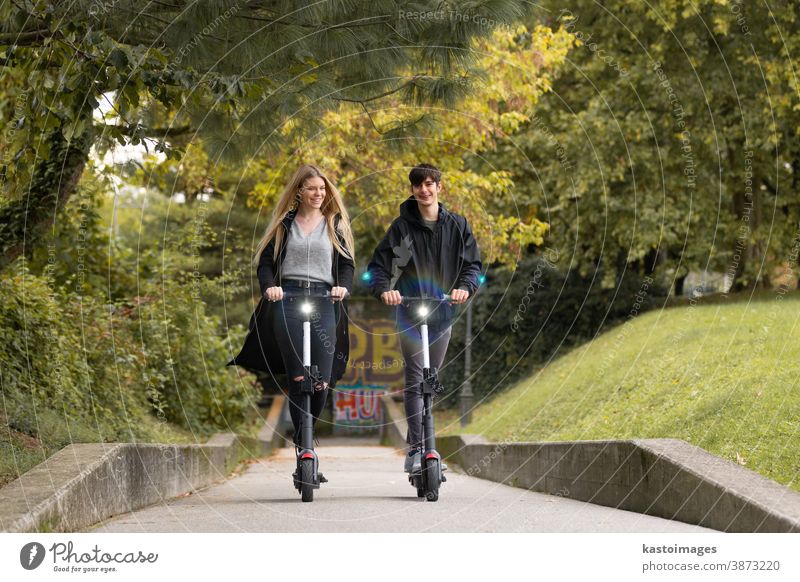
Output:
top-left (398, 324), bottom-right (452, 451)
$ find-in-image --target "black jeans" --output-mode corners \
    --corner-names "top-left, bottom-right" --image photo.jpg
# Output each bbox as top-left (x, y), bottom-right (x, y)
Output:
top-left (272, 282), bottom-right (336, 445)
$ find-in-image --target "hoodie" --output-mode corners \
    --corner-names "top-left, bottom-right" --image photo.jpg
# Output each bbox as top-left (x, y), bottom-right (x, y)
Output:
top-left (367, 196), bottom-right (482, 327)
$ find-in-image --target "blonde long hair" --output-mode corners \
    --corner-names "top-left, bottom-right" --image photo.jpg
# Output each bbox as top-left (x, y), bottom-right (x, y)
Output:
top-left (253, 164), bottom-right (355, 267)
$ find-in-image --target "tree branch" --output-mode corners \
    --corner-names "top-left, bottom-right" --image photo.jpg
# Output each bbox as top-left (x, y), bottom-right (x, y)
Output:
top-left (332, 78), bottom-right (420, 104)
top-left (99, 123), bottom-right (195, 138)
top-left (0, 29), bottom-right (51, 45)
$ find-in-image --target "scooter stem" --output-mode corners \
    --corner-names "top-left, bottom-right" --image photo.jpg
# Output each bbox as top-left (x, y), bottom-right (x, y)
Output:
top-left (303, 320), bottom-right (311, 367)
top-left (421, 323), bottom-right (430, 369)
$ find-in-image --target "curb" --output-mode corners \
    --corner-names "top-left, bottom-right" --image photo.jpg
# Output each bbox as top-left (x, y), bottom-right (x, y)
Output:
top-left (0, 395), bottom-right (288, 533)
top-left (436, 434), bottom-right (800, 533)
top-left (378, 394), bottom-right (800, 532)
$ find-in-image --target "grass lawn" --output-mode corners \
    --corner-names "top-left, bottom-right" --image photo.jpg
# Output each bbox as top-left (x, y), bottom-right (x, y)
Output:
top-left (442, 291), bottom-right (800, 492)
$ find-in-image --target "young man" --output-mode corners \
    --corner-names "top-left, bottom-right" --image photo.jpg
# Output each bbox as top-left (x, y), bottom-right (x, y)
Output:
top-left (367, 163), bottom-right (482, 473)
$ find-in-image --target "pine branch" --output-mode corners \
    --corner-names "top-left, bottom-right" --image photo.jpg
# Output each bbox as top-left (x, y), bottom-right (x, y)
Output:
top-left (100, 123), bottom-right (195, 138)
top-left (235, 9), bottom-right (391, 29)
top-left (235, 14), bottom-right (317, 28)
top-left (116, 7), bottom-right (175, 27)
top-left (148, 0), bottom-right (183, 8)
top-left (333, 77), bottom-right (422, 104)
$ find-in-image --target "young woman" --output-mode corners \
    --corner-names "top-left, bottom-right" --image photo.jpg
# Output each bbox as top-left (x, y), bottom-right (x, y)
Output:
top-left (230, 164), bottom-right (355, 450)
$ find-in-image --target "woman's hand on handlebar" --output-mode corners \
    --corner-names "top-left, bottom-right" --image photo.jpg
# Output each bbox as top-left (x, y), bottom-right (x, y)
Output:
top-left (331, 286), bottom-right (348, 302)
top-left (449, 288), bottom-right (470, 304)
top-left (265, 286), bottom-right (284, 302)
top-left (381, 290), bottom-right (402, 306)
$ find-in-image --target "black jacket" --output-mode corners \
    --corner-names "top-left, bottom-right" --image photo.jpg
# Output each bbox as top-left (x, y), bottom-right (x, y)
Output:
top-left (367, 197), bottom-right (482, 326)
top-left (228, 211), bottom-right (355, 385)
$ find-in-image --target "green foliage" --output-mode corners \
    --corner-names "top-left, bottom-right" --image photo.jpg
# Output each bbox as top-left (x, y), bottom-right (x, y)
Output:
top-left (25, 165), bottom-right (140, 299)
top-left (1, 1), bottom-right (531, 272)
top-left (449, 291), bottom-right (800, 491)
top-left (475, 1), bottom-right (800, 290)
top-left (440, 252), bottom-right (664, 404)
top-left (110, 153), bottom-right (258, 324)
top-left (0, 123), bottom-right (94, 271)
top-left (129, 273), bottom-right (256, 434)
top-left (0, 267), bottom-right (153, 461)
top-left (245, 23), bottom-right (574, 268)
top-left (0, 264), bottom-right (257, 484)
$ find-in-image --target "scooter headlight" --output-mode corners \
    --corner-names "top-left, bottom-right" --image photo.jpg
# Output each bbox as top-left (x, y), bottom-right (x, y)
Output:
top-left (301, 302), bottom-right (312, 314)
top-left (417, 305), bottom-right (429, 317)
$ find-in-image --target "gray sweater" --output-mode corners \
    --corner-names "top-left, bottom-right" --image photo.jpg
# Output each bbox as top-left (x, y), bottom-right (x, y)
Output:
top-left (280, 219), bottom-right (335, 285)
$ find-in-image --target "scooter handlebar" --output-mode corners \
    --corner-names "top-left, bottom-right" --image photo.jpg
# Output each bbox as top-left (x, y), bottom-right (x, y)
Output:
top-left (399, 294), bottom-right (451, 301)
top-left (280, 290), bottom-right (335, 299)
top-left (397, 294), bottom-right (451, 305)
top-left (269, 289), bottom-right (349, 302)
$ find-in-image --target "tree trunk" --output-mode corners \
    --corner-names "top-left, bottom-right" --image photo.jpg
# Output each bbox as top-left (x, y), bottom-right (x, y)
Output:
top-left (726, 142), bottom-right (770, 293)
top-left (643, 247), bottom-right (663, 275)
top-left (674, 274), bottom-right (686, 296)
top-left (0, 122), bottom-right (93, 272)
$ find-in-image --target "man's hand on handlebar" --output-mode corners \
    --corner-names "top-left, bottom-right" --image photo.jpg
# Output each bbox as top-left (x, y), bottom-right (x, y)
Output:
top-left (265, 286), bottom-right (284, 302)
top-left (331, 286), bottom-right (348, 302)
top-left (381, 290), bottom-right (402, 306)
top-left (449, 288), bottom-right (469, 304)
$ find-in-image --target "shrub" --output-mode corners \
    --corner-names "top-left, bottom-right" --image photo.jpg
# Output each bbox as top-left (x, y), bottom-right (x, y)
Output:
top-left (0, 266), bottom-right (257, 448)
top-left (125, 274), bottom-right (256, 434)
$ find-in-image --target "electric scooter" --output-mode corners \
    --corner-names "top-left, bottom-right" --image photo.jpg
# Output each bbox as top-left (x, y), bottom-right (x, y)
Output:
top-left (400, 295), bottom-right (449, 502)
top-left (282, 289), bottom-right (336, 502)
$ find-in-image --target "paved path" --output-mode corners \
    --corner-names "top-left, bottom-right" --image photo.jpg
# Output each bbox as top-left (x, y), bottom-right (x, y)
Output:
top-left (91, 439), bottom-right (710, 533)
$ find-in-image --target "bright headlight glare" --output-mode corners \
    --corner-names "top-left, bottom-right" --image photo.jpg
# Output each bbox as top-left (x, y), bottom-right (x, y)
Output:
top-left (301, 302), bottom-right (312, 314)
top-left (417, 305), bottom-right (429, 317)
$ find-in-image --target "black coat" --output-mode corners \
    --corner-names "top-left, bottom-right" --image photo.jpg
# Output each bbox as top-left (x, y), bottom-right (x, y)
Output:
top-left (228, 211), bottom-right (355, 386)
top-left (366, 196), bottom-right (482, 326)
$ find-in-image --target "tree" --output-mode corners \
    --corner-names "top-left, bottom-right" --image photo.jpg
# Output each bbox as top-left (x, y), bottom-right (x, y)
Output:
top-left (245, 22), bottom-right (575, 268)
top-left (0, 0), bottom-right (529, 271)
top-left (479, 1), bottom-right (800, 291)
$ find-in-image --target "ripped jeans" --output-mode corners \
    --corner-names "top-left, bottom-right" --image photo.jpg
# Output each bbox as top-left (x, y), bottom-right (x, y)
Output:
top-left (272, 282), bottom-right (335, 444)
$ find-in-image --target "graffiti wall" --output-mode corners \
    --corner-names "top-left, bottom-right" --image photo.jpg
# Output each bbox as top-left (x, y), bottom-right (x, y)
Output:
top-left (333, 384), bottom-right (384, 434)
top-left (340, 299), bottom-right (405, 391)
top-left (332, 299), bottom-right (403, 433)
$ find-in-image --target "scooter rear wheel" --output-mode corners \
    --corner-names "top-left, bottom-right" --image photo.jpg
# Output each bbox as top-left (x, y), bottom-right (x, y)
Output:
top-left (424, 460), bottom-right (440, 502)
top-left (300, 458), bottom-right (314, 502)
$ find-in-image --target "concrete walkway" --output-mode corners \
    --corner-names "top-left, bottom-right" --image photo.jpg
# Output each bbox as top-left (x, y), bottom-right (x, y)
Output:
top-left (91, 438), bottom-right (710, 533)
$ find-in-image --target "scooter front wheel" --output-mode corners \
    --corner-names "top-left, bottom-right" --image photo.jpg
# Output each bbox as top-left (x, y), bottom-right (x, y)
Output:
top-left (300, 458), bottom-right (314, 502)
top-left (424, 460), bottom-right (440, 502)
